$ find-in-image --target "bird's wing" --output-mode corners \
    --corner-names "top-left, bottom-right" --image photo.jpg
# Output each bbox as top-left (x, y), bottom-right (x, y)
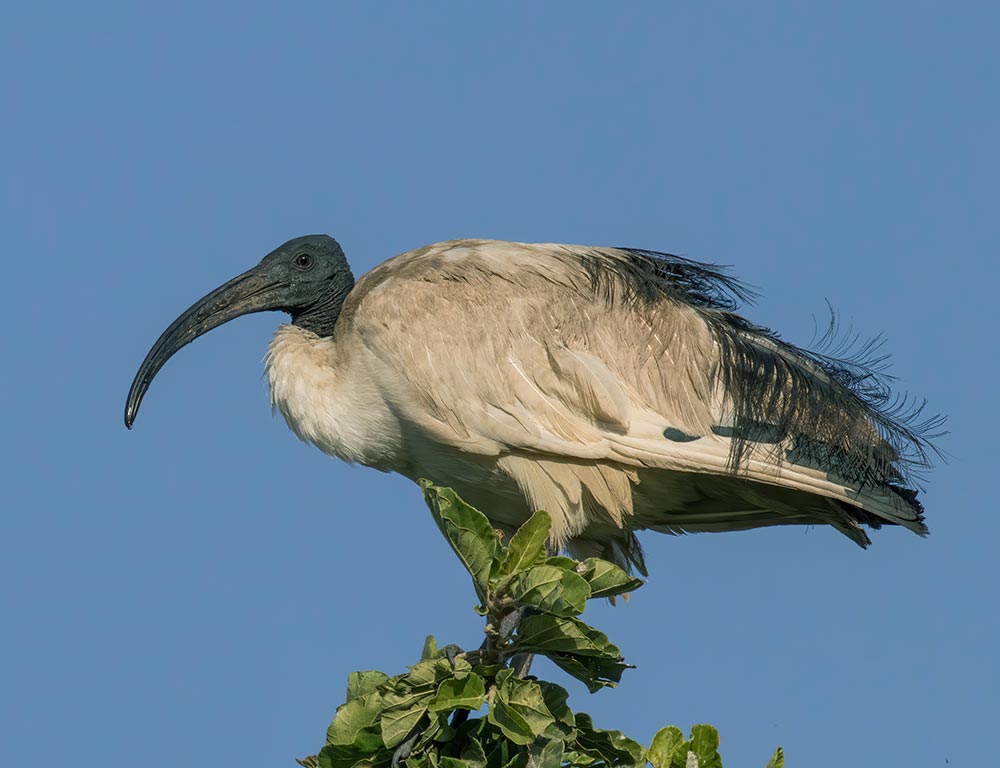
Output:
top-left (342, 239), bottom-right (939, 543)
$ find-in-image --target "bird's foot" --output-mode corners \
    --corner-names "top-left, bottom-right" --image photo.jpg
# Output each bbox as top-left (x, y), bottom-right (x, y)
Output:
top-left (442, 644), bottom-right (462, 669)
top-left (391, 724), bottom-right (423, 768)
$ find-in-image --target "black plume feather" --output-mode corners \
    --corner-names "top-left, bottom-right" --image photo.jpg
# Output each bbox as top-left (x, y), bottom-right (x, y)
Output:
top-left (610, 247), bottom-right (944, 501)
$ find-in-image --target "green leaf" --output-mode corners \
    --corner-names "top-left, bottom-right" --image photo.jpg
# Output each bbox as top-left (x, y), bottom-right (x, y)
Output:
top-left (484, 738), bottom-right (516, 768)
top-left (402, 755), bottom-right (424, 768)
top-left (496, 511), bottom-right (551, 577)
top-left (378, 665), bottom-right (442, 751)
top-left (318, 742), bottom-right (389, 768)
top-left (421, 635), bottom-right (440, 660)
top-left (488, 697), bottom-right (534, 746)
top-left (420, 481), bottom-right (501, 601)
top-left (345, 670), bottom-right (389, 702)
top-left (452, 715), bottom-right (491, 748)
top-left (500, 674), bottom-right (556, 737)
top-left (403, 659), bottom-right (443, 689)
top-left (416, 716), bottom-right (449, 752)
top-left (648, 726), bottom-right (685, 768)
top-left (434, 724), bottom-right (458, 745)
top-left (526, 736), bottom-right (564, 768)
top-left (326, 691), bottom-right (383, 748)
top-left (459, 736), bottom-right (489, 768)
top-left (535, 681), bottom-right (573, 727)
top-left (545, 651), bottom-right (632, 692)
top-left (515, 614), bottom-right (621, 657)
top-left (577, 558), bottom-right (645, 599)
top-left (382, 686), bottom-right (432, 713)
top-left (429, 673), bottom-right (487, 712)
top-left (403, 656), bottom-right (469, 690)
top-left (544, 555), bottom-right (578, 570)
top-left (764, 746), bottom-right (784, 768)
top-left (439, 758), bottom-right (468, 768)
top-left (689, 724), bottom-right (721, 768)
top-left (488, 670), bottom-right (555, 746)
top-left (572, 712), bottom-right (646, 768)
top-left (501, 751), bottom-right (529, 768)
top-left (561, 750), bottom-right (599, 767)
top-left (506, 564), bottom-right (591, 617)
top-left (406, 752), bottom-right (437, 768)
top-left (473, 664), bottom-right (504, 680)
top-left (380, 704), bottom-right (428, 749)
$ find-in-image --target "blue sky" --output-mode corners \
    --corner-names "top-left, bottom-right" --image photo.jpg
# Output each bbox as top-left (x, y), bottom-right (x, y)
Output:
top-left (2, 3), bottom-right (996, 766)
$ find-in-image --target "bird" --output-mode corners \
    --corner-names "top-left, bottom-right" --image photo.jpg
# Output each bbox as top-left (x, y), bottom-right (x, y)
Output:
top-left (125, 235), bottom-right (941, 573)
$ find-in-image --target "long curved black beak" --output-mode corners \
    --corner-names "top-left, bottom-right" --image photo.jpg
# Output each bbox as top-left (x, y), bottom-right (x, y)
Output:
top-left (125, 268), bottom-right (284, 428)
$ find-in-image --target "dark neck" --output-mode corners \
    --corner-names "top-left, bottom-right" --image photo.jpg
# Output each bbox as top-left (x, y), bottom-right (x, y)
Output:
top-left (291, 278), bottom-right (355, 338)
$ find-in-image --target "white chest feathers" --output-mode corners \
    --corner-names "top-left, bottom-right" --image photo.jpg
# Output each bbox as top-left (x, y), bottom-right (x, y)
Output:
top-left (265, 324), bottom-right (404, 470)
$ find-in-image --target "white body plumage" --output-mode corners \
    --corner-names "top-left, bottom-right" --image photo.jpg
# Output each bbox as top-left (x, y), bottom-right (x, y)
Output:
top-left (263, 239), bottom-right (933, 570)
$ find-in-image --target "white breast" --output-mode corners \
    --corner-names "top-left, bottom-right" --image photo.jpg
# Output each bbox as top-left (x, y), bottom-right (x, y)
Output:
top-left (264, 324), bottom-right (404, 470)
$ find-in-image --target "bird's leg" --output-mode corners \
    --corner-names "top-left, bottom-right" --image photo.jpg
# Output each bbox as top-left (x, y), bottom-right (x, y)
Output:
top-left (497, 607), bottom-right (522, 639)
top-left (509, 652), bottom-right (534, 678)
top-left (443, 644), bottom-right (461, 669)
top-left (496, 607), bottom-right (535, 678)
top-left (449, 708), bottom-right (471, 729)
top-left (391, 722), bottom-right (424, 768)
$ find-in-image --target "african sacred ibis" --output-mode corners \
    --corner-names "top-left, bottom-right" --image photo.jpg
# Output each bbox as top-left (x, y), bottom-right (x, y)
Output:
top-left (126, 236), bottom-right (940, 572)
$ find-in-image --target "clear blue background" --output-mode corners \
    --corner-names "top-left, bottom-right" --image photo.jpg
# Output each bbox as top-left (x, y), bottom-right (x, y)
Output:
top-left (2, 3), bottom-right (996, 766)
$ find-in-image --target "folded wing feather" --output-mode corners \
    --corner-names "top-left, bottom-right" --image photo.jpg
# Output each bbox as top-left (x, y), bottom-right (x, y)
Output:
top-left (342, 239), bottom-right (935, 564)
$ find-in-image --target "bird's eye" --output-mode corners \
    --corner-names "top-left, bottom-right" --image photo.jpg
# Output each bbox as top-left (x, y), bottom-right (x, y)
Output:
top-left (294, 253), bottom-right (314, 270)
